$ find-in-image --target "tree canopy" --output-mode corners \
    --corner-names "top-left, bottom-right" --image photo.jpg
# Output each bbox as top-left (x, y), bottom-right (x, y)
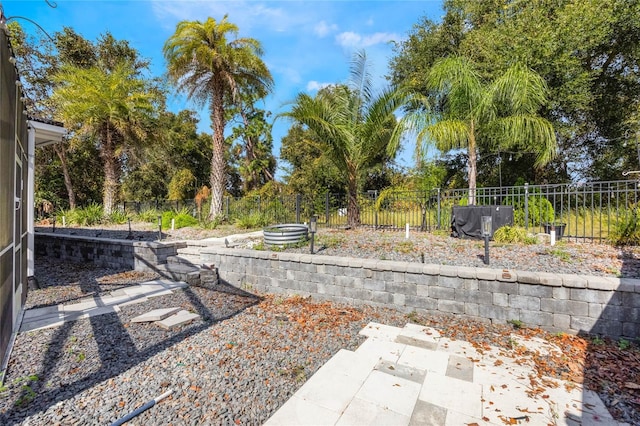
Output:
top-left (407, 56), bottom-right (556, 203)
top-left (390, 0), bottom-right (640, 182)
top-left (283, 51), bottom-right (408, 227)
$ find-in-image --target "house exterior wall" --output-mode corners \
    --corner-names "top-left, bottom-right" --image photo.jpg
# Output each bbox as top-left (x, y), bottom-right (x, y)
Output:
top-left (0, 29), bottom-right (28, 373)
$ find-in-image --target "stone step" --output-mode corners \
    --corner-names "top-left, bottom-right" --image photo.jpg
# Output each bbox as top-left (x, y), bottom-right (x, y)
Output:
top-left (131, 307), bottom-right (181, 323)
top-left (167, 253), bottom-right (200, 266)
top-left (155, 262), bottom-right (201, 286)
top-left (176, 246), bottom-right (202, 256)
top-left (157, 310), bottom-right (200, 330)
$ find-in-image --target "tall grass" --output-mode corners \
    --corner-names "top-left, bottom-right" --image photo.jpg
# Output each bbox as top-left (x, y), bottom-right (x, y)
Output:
top-left (135, 207), bottom-right (161, 223)
top-left (161, 207), bottom-right (198, 230)
top-left (56, 203), bottom-right (104, 226)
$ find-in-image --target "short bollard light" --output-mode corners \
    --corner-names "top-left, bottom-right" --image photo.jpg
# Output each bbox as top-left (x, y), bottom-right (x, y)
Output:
top-left (309, 215), bottom-right (318, 254)
top-left (157, 215), bottom-right (162, 241)
top-left (481, 215), bottom-right (492, 265)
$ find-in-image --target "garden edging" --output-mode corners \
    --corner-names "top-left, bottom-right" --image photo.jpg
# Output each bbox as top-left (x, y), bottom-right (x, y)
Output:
top-left (201, 247), bottom-right (640, 339)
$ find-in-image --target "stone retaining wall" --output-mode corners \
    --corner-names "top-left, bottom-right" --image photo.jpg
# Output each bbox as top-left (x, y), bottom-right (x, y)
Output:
top-left (35, 233), bottom-right (183, 273)
top-left (201, 247), bottom-right (640, 339)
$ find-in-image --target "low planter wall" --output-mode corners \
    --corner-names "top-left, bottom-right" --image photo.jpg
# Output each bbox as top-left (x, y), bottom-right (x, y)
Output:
top-left (201, 247), bottom-right (640, 339)
top-left (35, 233), bottom-right (183, 272)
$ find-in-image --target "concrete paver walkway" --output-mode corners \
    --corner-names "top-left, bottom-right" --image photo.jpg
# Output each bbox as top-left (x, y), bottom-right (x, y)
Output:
top-left (266, 322), bottom-right (625, 426)
top-left (20, 279), bottom-right (188, 333)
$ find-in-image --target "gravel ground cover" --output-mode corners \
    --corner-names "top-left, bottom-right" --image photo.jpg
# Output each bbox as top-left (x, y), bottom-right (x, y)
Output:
top-left (8, 223), bottom-right (639, 425)
top-left (0, 258), bottom-right (407, 425)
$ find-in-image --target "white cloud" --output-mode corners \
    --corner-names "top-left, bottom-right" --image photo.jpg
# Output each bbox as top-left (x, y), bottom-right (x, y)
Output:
top-left (314, 20), bottom-right (338, 37)
top-left (306, 81), bottom-right (331, 92)
top-left (151, 0), bottom-right (312, 34)
top-left (335, 31), bottom-right (399, 49)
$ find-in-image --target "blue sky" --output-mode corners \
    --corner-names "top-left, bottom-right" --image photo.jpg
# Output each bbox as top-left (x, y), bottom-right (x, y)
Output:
top-left (5, 0), bottom-right (443, 177)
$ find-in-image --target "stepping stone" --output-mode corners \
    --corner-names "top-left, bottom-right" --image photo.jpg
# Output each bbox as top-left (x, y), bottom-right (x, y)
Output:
top-left (131, 307), bottom-right (181, 323)
top-left (157, 310), bottom-right (200, 330)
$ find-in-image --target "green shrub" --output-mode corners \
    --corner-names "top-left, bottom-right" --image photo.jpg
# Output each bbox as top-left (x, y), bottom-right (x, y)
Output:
top-left (135, 208), bottom-right (161, 223)
top-left (200, 216), bottom-right (221, 230)
top-left (72, 203), bottom-right (104, 226)
top-left (235, 212), bottom-right (268, 229)
top-left (56, 208), bottom-right (76, 226)
top-left (504, 194), bottom-right (555, 226)
top-left (161, 207), bottom-right (198, 230)
top-left (107, 209), bottom-right (128, 225)
top-left (493, 225), bottom-right (537, 244)
top-left (610, 209), bottom-right (640, 246)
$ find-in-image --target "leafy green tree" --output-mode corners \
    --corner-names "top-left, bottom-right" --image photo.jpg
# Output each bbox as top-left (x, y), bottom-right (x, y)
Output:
top-left (168, 169), bottom-right (195, 201)
top-left (163, 15), bottom-right (273, 219)
top-left (12, 25), bottom-right (159, 210)
top-left (279, 123), bottom-right (344, 197)
top-left (121, 110), bottom-right (211, 201)
top-left (227, 94), bottom-right (276, 194)
top-left (283, 51), bottom-right (408, 227)
top-left (52, 61), bottom-right (159, 214)
top-left (391, 0), bottom-right (640, 182)
top-left (409, 56), bottom-right (557, 204)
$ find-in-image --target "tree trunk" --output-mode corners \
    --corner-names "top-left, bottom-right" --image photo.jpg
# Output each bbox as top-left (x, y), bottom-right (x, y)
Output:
top-left (346, 167), bottom-right (360, 228)
top-left (209, 81), bottom-right (226, 220)
top-left (467, 122), bottom-right (477, 206)
top-left (53, 143), bottom-right (76, 209)
top-left (101, 123), bottom-right (118, 216)
top-left (240, 110), bottom-right (257, 193)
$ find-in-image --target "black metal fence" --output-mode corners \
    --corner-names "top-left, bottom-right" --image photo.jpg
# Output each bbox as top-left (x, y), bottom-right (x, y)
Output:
top-left (118, 180), bottom-right (640, 243)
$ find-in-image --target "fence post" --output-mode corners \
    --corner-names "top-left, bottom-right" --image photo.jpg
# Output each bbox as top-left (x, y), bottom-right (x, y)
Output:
top-left (374, 190), bottom-right (378, 230)
top-left (524, 183), bottom-right (529, 230)
top-left (325, 192), bottom-right (330, 226)
top-left (437, 188), bottom-right (441, 229)
top-left (296, 194), bottom-right (301, 223)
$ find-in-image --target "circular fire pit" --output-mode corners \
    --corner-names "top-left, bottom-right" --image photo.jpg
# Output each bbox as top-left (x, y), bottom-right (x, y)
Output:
top-left (263, 224), bottom-right (309, 246)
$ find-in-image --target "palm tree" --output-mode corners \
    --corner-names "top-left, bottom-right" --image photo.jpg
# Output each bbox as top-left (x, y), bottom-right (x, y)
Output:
top-left (284, 51), bottom-right (408, 228)
top-left (163, 15), bottom-right (273, 219)
top-left (53, 61), bottom-right (157, 214)
top-left (413, 56), bottom-right (557, 204)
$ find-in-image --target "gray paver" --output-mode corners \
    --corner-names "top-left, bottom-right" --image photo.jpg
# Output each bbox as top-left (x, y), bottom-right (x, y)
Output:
top-left (418, 372), bottom-right (483, 418)
top-left (131, 307), bottom-right (181, 323)
top-left (409, 400), bottom-right (447, 426)
top-left (355, 370), bottom-right (421, 417)
top-left (22, 305), bottom-right (63, 321)
top-left (337, 397), bottom-right (410, 426)
top-left (374, 359), bottom-right (426, 384)
top-left (156, 310), bottom-right (200, 329)
top-left (263, 395), bottom-right (340, 426)
top-left (445, 354), bottom-right (473, 382)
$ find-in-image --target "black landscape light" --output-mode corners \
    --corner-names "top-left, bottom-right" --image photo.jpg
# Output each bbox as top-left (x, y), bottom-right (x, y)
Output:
top-left (481, 215), bottom-right (492, 265)
top-left (309, 215), bottom-right (317, 254)
top-left (157, 215), bottom-right (162, 241)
